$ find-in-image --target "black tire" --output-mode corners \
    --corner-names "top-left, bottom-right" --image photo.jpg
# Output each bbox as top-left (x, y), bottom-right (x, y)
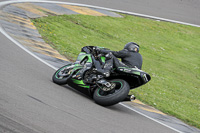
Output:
top-left (93, 79), bottom-right (130, 106)
top-left (52, 64), bottom-right (72, 85)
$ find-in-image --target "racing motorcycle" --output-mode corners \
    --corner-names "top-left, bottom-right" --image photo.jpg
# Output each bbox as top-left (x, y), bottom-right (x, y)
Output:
top-left (52, 46), bottom-right (151, 106)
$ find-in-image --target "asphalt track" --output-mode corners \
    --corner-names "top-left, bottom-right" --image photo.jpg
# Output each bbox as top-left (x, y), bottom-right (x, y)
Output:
top-left (0, 0), bottom-right (199, 133)
top-left (47, 0), bottom-right (200, 25)
top-left (0, 32), bottom-right (177, 133)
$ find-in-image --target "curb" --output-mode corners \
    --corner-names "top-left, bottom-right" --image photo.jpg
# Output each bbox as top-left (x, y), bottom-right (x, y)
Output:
top-left (0, 2), bottom-right (122, 69)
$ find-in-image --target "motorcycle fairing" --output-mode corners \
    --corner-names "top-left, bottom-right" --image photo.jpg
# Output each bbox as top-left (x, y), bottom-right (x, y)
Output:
top-left (114, 67), bottom-right (151, 88)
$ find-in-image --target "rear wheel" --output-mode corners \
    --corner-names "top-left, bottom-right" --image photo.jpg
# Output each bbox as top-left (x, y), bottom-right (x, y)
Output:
top-left (93, 79), bottom-right (130, 106)
top-left (52, 64), bottom-right (73, 85)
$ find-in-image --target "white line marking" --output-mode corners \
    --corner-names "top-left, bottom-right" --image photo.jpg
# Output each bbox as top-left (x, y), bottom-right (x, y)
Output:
top-left (1, 1), bottom-right (194, 133)
top-left (42, 1), bottom-right (200, 27)
top-left (120, 103), bottom-right (183, 133)
top-left (1, 0), bottom-right (199, 27)
top-left (0, 27), bottom-right (57, 70)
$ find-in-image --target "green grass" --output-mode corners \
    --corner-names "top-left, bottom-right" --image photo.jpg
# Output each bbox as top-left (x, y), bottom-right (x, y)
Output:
top-left (31, 14), bottom-right (200, 128)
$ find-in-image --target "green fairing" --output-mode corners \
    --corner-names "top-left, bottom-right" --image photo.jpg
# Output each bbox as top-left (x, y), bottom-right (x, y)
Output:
top-left (72, 79), bottom-right (90, 88)
top-left (76, 52), bottom-right (92, 63)
top-left (101, 56), bottom-right (105, 63)
top-left (72, 79), bottom-right (85, 84)
top-left (87, 56), bottom-right (92, 63)
top-left (80, 85), bottom-right (90, 88)
top-left (76, 52), bottom-right (85, 61)
top-left (132, 71), bottom-right (141, 75)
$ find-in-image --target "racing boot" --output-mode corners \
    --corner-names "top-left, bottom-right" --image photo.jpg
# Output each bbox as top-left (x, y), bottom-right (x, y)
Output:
top-left (96, 69), bottom-right (110, 77)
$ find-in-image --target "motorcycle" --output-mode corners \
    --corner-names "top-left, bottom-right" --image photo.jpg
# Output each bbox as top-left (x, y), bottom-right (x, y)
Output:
top-left (52, 46), bottom-right (151, 106)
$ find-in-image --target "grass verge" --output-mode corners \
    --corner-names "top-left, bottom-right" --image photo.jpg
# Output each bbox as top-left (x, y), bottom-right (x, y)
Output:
top-left (31, 14), bottom-right (200, 128)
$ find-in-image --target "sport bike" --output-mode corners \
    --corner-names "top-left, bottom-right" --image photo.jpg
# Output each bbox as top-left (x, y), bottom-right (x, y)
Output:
top-left (52, 46), bottom-right (151, 106)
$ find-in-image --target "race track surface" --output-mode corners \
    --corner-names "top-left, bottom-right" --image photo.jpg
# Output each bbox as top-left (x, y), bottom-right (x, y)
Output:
top-left (0, 33), bottom-right (177, 133)
top-left (0, 0), bottom-right (199, 133)
top-left (48, 0), bottom-right (200, 25)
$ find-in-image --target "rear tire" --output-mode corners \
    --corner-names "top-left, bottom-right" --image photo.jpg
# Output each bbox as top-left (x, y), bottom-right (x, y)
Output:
top-left (93, 79), bottom-right (130, 106)
top-left (52, 64), bottom-right (72, 85)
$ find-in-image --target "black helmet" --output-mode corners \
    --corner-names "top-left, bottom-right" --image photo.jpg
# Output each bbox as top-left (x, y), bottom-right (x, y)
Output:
top-left (124, 42), bottom-right (140, 52)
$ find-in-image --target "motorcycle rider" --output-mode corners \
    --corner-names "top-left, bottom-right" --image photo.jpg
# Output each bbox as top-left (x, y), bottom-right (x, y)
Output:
top-left (96, 42), bottom-right (143, 77)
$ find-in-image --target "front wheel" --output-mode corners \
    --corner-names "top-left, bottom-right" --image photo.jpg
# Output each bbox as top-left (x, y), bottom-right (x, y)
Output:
top-left (93, 79), bottom-right (130, 106)
top-left (52, 64), bottom-right (73, 85)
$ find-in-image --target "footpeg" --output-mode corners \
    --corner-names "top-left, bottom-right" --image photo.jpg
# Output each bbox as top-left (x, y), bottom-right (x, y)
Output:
top-left (123, 95), bottom-right (136, 101)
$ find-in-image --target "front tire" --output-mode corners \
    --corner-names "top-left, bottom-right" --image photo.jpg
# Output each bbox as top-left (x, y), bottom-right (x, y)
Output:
top-left (93, 79), bottom-right (130, 106)
top-left (52, 64), bottom-right (72, 85)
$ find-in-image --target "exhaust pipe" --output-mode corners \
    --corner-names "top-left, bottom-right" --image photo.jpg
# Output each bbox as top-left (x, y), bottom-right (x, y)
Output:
top-left (123, 95), bottom-right (136, 101)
